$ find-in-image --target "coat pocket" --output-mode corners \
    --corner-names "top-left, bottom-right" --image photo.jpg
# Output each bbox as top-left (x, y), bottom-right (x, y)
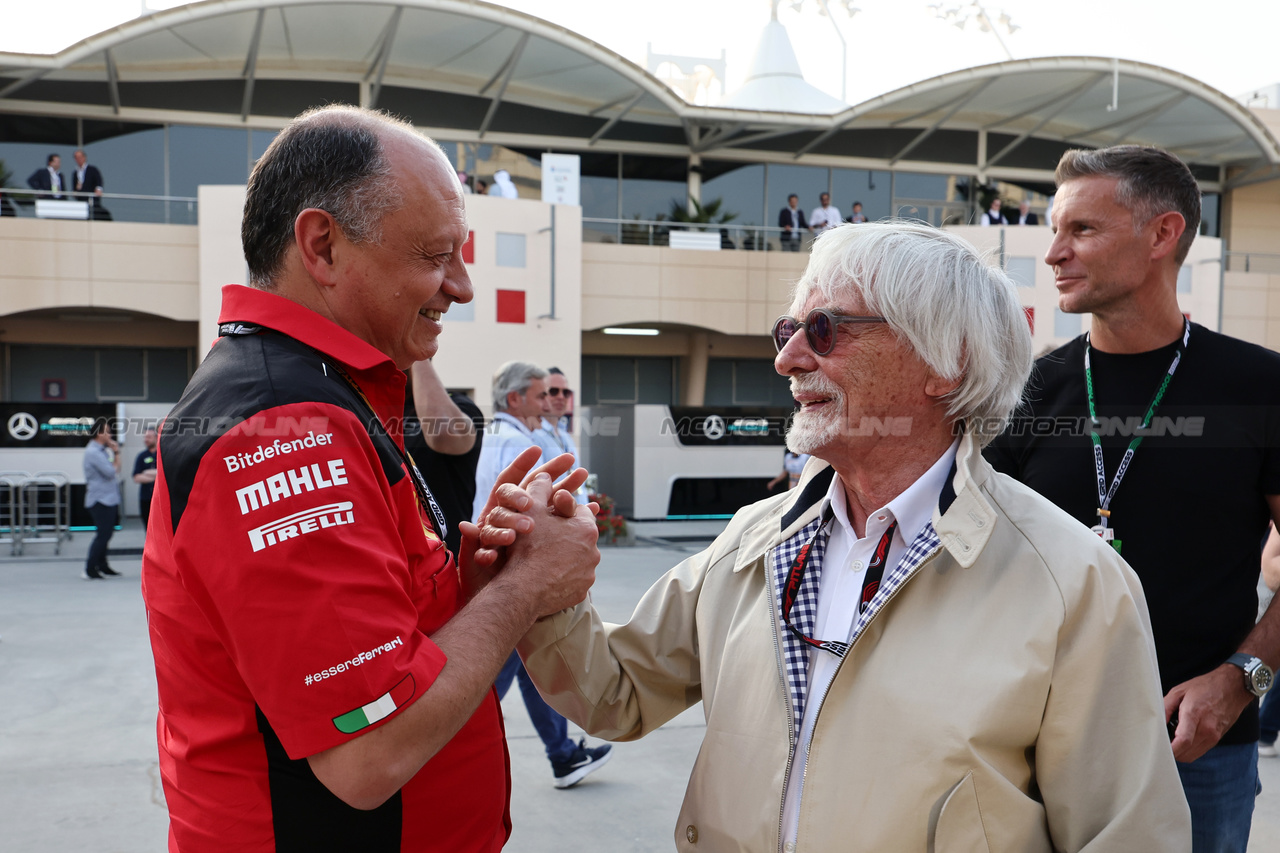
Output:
top-left (932, 771), bottom-right (991, 853)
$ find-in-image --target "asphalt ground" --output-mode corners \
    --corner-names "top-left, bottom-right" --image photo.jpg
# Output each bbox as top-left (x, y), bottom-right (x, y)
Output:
top-left (1, 519), bottom-right (1278, 852)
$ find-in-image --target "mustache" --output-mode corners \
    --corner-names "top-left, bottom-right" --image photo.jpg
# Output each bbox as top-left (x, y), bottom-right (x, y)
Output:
top-left (790, 374), bottom-right (845, 400)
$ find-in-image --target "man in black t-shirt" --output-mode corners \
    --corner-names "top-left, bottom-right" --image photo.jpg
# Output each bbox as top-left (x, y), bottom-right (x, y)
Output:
top-left (132, 427), bottom-right (158, 531)
top-left (986, 145), bottom-right (1280, 853)
top-left (403, 360), bottom-right (484, 555)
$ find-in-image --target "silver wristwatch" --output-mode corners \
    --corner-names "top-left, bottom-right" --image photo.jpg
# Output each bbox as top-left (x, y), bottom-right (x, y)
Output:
top-left (1226, 653), bottom-right (1274, 697)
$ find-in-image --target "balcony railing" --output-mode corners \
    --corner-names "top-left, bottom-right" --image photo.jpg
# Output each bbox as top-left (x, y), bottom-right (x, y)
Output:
top-left (0, 187), bottom-right (199, 225)
top-left (583, 217), bottom-right (811, 251)
top-left (1225, 251), bottom-right (1280, 274)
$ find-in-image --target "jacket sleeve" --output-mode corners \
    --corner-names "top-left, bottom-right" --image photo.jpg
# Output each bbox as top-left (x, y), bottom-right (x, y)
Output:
top-left (518, 545), bottom-right (716, 741)
top-left (1036, 548), bottom-right (1192, 852)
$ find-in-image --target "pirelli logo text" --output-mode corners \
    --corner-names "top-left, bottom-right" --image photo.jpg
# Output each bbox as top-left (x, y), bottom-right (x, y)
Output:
top-left (248, 502), bottom-right (355, 552)
top-left (235, 459), bottom-right (348, 515)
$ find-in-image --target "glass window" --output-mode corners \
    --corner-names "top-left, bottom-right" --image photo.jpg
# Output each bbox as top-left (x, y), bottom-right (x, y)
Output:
top-left (768, 164), bottom-right (828, 223)
top-left (148, 349), bottom-right (194, 401)
top-left (169, 125), bottom-right (251, 199)
top-left (1006, 257), bottom-right (1037, 288)
top-left (702, 163), bottom-right (765, 226)
top-left (637, 358), bottom-right (676, 404)
top-left (706, 359), bottom-right (792, 406)
top-left (97, 348), bottom-right (146, 399)
top-left (893, 171), bottom-right (951, 201)
top-left (7, 345), bottom-right (191, 402)
top-left (0, 142), bottom-right (75, 190)
top-left (9, 346), bottom-right (97, 403)
top-left (495, 233), bottom-right (526, 268)
top-left (251, 129), bottom-right (277, 168)
top-left (621, 154), bottom-right (685, 222)
top-left (832, 168), bottom-right (892, 222)
top-left (581, 356), bottom-right (676, 406)
top-left (1201, 193), bottom-right (1220, 238)
top-left (88, 126), bottom-right (166, 223)
top-left (595, 358), bottom-right (638, 404)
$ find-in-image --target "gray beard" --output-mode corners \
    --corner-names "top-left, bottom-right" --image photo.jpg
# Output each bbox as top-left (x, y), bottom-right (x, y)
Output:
top-left (786, 406), bottom-right (842, 455)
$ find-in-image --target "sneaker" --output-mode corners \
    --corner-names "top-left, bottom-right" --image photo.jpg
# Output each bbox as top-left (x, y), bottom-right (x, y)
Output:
top-left (100, 566), bottom-right (121, 577)
top-left (551, 739), bottom-right (612, 789)
top-left (1261, 741), bottom-right (1278, 758)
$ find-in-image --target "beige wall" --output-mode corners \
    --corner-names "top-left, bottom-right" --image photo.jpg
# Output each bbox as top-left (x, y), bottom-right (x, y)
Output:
top-left (581, 243), bottom-right (807, 337)
top-left (1223, 176), bottom-right (1280, 257)
top-left (1221, 271), bottom-right (1280, 349)
top-left (0, 218), bottom-right (199, 320)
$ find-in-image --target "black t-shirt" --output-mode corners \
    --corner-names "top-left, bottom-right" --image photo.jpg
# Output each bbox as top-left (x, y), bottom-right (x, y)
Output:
top-left (402, 388), bottom-right (484, 555)
top-left (133, 447), bottom-right (158, 503)
top-left (985, 324), bottom-right (1280, 745)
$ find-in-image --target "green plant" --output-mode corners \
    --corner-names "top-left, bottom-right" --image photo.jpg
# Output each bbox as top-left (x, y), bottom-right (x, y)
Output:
top-left (667, 196), bottom-right (737, 228)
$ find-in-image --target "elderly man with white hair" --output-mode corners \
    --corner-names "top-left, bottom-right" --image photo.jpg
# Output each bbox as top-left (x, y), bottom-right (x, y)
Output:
top-left (497, 222), bottom-right (1191, 851)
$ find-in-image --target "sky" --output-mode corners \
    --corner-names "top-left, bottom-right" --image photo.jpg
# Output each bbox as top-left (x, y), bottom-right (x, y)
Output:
top-left (1, 0), bottom-right (1278, 108)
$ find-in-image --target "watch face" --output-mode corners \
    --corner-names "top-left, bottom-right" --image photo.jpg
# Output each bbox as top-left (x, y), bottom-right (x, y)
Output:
top-left (1255, 666), bottom-right (1274, 694)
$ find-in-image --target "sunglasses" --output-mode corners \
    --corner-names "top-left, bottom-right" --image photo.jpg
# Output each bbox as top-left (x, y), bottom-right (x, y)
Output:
top-left (548, 387), bottom-right (573, 397)
top-left (772, 309), bottom-right (887, 356)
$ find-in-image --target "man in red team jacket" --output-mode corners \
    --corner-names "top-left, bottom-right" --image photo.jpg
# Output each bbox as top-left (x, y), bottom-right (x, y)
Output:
top-left (141, 105), bottom-right (599, 852)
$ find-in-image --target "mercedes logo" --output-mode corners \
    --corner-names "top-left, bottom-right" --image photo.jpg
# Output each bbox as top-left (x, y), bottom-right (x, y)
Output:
top-left (7, 412), bottom-right (38, 441)
top-left (702, 415), bottom-right (726, 441)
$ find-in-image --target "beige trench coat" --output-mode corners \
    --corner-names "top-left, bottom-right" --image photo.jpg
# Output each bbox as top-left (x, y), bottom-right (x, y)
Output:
top-left (520, 432), bottom-right (1191, 852)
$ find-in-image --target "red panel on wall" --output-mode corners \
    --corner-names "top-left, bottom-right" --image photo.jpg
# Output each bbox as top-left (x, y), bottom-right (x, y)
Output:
top-left (496, 289), bottom-right (526, 324)
top-left (461, 231), bottom-right (475, 264)
top-left (1024, 307), bottom-right (1035, 334)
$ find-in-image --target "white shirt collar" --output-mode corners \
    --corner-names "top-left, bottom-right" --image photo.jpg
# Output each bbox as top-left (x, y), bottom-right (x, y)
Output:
top-left (492, 410), bottom-right (535, 438)
top-left (822, 437), bottom-right (959, 544)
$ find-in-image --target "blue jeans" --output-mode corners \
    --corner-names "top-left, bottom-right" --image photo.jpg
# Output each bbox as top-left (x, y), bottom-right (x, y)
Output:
top-left (1260, 692), bottom-right (1280, 744)
top-left (494, 652), bottom-right (575, 764)
top-left (1176, 742), bottom-right (1260, 853)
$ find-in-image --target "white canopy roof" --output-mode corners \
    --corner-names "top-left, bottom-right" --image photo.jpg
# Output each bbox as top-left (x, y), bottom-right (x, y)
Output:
top-left (1, 0), bottom-right (1276, 186)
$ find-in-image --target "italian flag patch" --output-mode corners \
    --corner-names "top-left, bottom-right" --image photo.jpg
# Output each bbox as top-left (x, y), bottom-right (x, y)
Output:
top-left (332, 675), bottom-right (416, 734)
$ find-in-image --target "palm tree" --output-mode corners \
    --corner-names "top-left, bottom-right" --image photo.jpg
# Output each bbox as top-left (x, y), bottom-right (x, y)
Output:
top-left (667, 197), bottom-right (737, 229)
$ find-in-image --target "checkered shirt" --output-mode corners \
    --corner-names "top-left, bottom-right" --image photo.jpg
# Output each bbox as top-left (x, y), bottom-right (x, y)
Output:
top-left (771, 510), bottom-right (943, 733)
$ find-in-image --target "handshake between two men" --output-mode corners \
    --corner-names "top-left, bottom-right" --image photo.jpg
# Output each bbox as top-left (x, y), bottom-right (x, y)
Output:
top-left (460, 445), bottom-right (601, 614)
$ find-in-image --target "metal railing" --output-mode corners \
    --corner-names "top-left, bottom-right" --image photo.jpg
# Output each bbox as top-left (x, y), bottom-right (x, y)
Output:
top-left (0, 470), bottom-right (74, 556)
top-left (583, 217), bottom-right (817, 250)
top-left (0, 186), bottom-right (200, 225)
top-left (1225, 251), bottom-right (1280, 274)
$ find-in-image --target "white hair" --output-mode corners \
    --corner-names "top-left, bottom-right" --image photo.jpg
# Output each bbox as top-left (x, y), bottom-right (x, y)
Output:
top-left (789, 221), bottom-right (1032, 444)
top-left (491, 361), bottom-right (547, 412)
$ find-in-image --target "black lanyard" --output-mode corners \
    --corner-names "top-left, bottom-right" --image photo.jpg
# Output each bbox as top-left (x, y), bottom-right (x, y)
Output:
top-left (781, 506), bottom-right (897, 658)
top-left (324, 359), bottom-right (449, 543)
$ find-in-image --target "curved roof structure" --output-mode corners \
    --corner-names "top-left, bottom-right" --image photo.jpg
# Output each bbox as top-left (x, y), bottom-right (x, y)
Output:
top-left (2, 0), bottom-right (1277, 188)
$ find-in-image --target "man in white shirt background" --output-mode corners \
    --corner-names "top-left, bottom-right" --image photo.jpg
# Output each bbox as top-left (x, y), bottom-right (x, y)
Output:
top-left (810, 191), bottom-right (842, 234)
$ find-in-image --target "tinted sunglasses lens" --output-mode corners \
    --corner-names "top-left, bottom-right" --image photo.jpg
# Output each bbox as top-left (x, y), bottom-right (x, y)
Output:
top-left (806, 311), bottom-right (833, 354)
top-left (773, 317), bottom-right (797, 352)
top-left (548, 388), bottom-right (572, 397)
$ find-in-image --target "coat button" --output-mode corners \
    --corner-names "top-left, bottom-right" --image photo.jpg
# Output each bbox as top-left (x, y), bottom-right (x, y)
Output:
top-left (686, 825), bottom-right (698, 843)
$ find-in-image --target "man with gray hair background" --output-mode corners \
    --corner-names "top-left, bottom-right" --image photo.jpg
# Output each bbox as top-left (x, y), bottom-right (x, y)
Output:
top-left (987, 144), bottom-right (1280, 852)
top-left (500, 221), bottom-right (1189, 850)
top-left (474, 360), bottom-right (613, 788)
